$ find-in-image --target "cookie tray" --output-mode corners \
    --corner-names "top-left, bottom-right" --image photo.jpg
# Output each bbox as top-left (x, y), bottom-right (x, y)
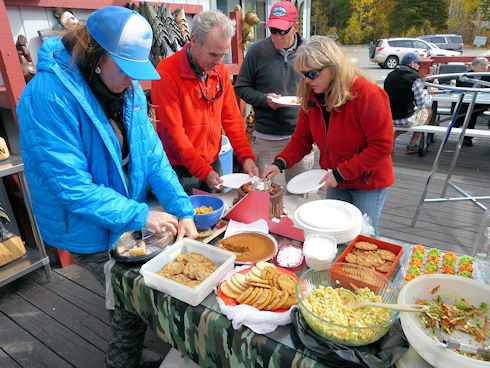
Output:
top-left (140, 238), bottom-right (236, 306)
top-left (335, 235), bottom-right (404, 279)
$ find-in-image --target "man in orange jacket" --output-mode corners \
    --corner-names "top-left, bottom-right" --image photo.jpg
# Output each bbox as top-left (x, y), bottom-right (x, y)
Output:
top-left (152, 10), bottom-right (258, 194)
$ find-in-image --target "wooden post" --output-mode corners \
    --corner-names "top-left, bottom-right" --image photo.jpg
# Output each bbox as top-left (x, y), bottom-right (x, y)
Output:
top-left (0, 0), bottom-right (25, 123)
top-left (229, 10), bottom-right (246, 124)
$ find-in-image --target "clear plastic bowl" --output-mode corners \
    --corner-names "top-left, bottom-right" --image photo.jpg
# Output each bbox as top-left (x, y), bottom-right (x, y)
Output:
top-left (296, 263), bottom-right (399, 346)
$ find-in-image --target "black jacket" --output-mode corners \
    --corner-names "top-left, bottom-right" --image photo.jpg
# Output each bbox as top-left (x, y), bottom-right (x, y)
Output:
top-left (384, 65), bottom-right (419, 119)
top-left (234, 36), bottom-right (303, 136)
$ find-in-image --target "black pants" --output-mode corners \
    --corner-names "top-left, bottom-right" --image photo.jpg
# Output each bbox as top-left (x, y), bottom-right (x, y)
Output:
top-left (172, 158), bottom-right (223, 195)
top-left (71, 251), bottom-right (147, 368)
top-left (453, 102), bottom-right (490, 129)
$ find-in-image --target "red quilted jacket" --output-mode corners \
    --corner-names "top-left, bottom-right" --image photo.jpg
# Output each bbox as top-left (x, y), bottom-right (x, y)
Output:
top-left (277, 77), bottom-right (395, 191)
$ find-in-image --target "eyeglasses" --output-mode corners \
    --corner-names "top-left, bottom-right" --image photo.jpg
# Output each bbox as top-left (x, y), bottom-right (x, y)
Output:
top-left (269, 23), bottom-right (294, 35)
top-left (302, 66), bottom-right (327, 80)
top-left (197, 71), bottom-right (223, 101)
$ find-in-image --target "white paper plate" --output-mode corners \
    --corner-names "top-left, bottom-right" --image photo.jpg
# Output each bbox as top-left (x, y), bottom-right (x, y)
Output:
top-left (219, 173), bottom-right (251, 189)
top-left (286, 169), bottom-right (330, 194)
top-left (271, 96), bottom-right (301, 106)
top-left (296, 200), bottom-right (362, 231)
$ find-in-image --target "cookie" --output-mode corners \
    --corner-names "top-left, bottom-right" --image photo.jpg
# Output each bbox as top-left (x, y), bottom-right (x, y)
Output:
top-left (378, 249), bottom-right (396, 261)
top-left (263, 287), bottom-right (279, 310)
top-left (236, 287), bottom-right (254, 304)
top-left (163, 261), bottom-right (185, 275)
top-left (194, 265), bottom-right (213, 281)
top-left (376, 261), bottom-right (393, 273)
top-left (270, 290), bottom-right (289, 310)
top-left (249, 282), bottom-right (271, 288)
top-left (230, 273), bottom-right (248, 289)
top-left (345, 253), bottom-right (358, 264)
top-left (354, 241), bottom-right (378, 251)
top-left (186, 280), bottom-right (201, 288)
top-left (244, 287), bottom-right (262, 306)
top-left (255, 262), bottom-right (272, 270)
top-left (281, 294), bottom-right (299, 309)
top-left (277, 274), bottom-right (297, 295)
top-left (183, 262), bottom-right (200, 279)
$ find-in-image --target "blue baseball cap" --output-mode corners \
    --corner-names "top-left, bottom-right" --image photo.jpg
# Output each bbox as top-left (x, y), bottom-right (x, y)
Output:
top-left (87, 6), bottom-right (160, 81)
top-left (401, 53), bottom-right (423, 65)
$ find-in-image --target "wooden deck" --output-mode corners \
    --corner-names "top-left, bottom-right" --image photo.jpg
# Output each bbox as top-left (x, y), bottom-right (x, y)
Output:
top-left (0, 123), bottom-right (489, 367)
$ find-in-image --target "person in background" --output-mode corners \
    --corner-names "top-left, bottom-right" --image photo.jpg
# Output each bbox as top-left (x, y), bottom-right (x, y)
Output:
top-left (152, 10), bottom-right (258, 195)
top-left (384, 53), bottom-right (432, 153)
top-left (262, 36), bottom-right (394, 235)
top-left (453, 57), bottom-right (490, 146)
top-left (16, 6), bottom-right (197, 368)
top-left (234, 1), bottom-right (314, 182)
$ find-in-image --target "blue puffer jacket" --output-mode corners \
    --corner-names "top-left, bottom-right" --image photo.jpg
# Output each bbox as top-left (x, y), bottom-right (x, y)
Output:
top-left (17, 37), bottom-right (194, 254)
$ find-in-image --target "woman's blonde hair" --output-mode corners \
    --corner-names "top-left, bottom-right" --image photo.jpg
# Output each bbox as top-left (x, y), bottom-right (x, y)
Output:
top-left (295, 35), bottom-right (369, 111)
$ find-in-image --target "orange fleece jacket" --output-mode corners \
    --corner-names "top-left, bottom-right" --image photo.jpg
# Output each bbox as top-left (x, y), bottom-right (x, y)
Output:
top-left (152, 44), bottom-right (255, 181)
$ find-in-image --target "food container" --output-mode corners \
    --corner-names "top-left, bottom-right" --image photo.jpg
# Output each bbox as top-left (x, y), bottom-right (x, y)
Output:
top-left (302, 234), bottom-right (337, 268)
top-left (296, 263), bottom-right (399, 346)
top-left (140, 238), bottom-right (235, 306)
top-left (189, 194), bottom-right (225, 231)
top-left (336, 235), bottom-right (404, 281)
top-left (398, 274), bottom-right (490, 368)
top-left (271, 244), bottom-right (305, 272)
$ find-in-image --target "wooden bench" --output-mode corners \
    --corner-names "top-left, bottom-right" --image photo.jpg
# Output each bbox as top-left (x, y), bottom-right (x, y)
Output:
top-left (394, 125), bottom-right (490, 156)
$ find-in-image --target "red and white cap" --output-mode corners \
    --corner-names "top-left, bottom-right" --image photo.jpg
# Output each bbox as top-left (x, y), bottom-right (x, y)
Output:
top-left (265, 1), bottom-right (298, 30)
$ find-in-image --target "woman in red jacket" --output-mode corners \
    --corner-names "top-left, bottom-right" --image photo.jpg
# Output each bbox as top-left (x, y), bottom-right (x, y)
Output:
top-left (262, 36), bottom-right (394, 234)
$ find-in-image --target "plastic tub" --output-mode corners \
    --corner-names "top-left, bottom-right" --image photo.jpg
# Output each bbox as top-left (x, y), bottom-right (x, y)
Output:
top-left (303, 234), bottom-right (337, 269)
top-left (140, 238), bottom-right (236, 306)
top-left (219, 135), bottom-right (233, 193)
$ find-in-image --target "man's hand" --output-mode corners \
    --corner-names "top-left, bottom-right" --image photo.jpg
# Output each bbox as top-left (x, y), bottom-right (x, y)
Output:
top-left (205, 170), bottom-right (223, 190)
top-left (145, 210), bottom-right (179, 235)
top-left (319, 171), bottom-right (338, 190)
top-left (242, 158), bottom-right (259, 177)
top-left (266, 93), bottom-right (282, 110)
top-left (261, 164), bottom-right (280, 181)
top-left (176, 218), bottom-right (198, 241)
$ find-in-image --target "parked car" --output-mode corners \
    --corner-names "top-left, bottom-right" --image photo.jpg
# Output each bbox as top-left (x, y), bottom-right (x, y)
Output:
top-left (418, 34), bottom-right (463, 53)
top-left (425, 42), bottom-right (461, 57)
top-left (370, 38), bottom-right (430, 69)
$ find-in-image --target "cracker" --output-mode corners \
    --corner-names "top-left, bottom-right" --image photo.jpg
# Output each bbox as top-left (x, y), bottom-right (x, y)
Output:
top-left (236, 287), bottom-right (254, 304)
top-left (221, 281), bottom-right (241, 298)
top-left (245, 287), bottom-right (262, 306)
top-left (252, 289), bottom-right (270, 310)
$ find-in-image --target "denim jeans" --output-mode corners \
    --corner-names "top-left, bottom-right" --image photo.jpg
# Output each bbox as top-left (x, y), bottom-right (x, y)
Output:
top-left (326, 187), bottom-right (388, 235)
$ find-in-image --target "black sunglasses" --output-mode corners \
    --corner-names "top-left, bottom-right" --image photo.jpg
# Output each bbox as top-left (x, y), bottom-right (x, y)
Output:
top-left (302, 66), bottom-right (327, 80)
top-left (269, 23), bottom-right (294, 35)
top-left (197, 71), bottom-right (223, 101)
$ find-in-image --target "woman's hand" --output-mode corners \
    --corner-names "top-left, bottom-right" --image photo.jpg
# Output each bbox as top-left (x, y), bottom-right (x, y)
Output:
top-left (261, 164), bottom-right (280, 181)
top-left (145, 210), bottom-right (178, 235)
top-left (242, 158), bottom-right (259, 177)
top-left (319, 171), bottom-right (338, 190)
top-left (176, 218), bottom-right (198, 241)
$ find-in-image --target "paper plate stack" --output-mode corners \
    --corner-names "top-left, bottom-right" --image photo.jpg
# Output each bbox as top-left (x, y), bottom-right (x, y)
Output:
top-left (294, 200), bottom-right (362, 244)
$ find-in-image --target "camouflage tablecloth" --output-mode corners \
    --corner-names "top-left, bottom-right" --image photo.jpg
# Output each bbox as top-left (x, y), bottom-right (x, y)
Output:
top-left (111, 263), bottom-right (329, 368)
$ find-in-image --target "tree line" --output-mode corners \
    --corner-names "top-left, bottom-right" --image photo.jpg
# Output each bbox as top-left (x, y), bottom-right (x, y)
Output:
top-left (310, 0), bottom-right (490, 45)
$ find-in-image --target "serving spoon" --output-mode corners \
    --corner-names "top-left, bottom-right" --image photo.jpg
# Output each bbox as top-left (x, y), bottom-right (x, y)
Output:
top-left (338, 288), bottom-right (430, 312)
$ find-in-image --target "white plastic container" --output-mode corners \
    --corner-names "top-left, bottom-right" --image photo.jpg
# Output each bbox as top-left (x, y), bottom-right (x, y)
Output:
top-left (140, 238), bottom-right (236, 306)
top-left (302, 234), bottom-right (338, 268)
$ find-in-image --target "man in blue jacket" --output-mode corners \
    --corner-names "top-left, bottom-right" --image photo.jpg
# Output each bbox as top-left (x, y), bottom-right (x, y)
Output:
top-left (17, 6), bottom-right (196, 367)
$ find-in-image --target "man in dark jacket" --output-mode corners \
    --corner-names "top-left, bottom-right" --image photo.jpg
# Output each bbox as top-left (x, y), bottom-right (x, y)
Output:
top-left (384, 53), bottom-right (432, 153)
top-left (234, 1), bottom-right (314, 181)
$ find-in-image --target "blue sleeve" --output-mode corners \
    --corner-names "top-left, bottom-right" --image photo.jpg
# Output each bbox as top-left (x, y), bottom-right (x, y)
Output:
top-left (19, 91), bottom-right (149, 234)
top-left (145, 121), bottom-right (195, 219)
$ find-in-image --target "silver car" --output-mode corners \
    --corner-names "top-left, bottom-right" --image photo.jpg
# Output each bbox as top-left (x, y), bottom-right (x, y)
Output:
top-left (370, 38), bottom-right (429, 69)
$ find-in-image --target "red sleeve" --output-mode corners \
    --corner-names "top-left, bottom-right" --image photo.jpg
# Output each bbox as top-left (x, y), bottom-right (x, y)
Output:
top-left (219, 67), bottom-right (255, 164)
top-left (337, 82), bottom-right (394, 180)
